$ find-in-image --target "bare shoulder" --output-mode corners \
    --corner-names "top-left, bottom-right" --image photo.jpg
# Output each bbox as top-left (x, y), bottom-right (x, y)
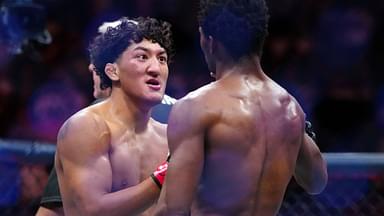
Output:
top-left (170, 83), bottom-right (220, 129)
top-left (177, 82), bottom-right (218, 110)
top-left (285, 90), bottom-right (306, 120)
top-left (184, 81), bottom-right (222, 105)
top-left (268, 80), bottom-right (306, 122)
top-left (56, 106), bottom-right (110, 157)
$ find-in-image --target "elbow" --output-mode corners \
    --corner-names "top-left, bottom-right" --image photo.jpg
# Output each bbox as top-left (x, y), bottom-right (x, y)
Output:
top-left (305, 168), bottom-right (328, 195)
top-left (312, 156), bottom-right (329, 194)
top-left (297, 144), bottom-right (329, 195)
top-left (295, 161), bottom-right (328, 195)
top-left (306, 178), bottom-right (327, 195)
top-left (316, 167), bottom-right (328, 194)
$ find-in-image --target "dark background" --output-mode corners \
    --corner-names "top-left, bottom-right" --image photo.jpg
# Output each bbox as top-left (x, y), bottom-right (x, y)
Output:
top-left (1, 0), bottom-right (383, 152)
top-left (0, 0), bottom-right (383, 213)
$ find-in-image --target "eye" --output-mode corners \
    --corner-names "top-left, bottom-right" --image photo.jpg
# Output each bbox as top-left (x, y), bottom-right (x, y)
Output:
top-left (136, 54), bottom-right (148, 61)
top-left (158, 56), bottom-right (168, 64)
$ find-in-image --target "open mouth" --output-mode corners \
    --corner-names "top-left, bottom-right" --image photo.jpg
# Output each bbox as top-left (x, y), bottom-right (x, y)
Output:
top-left (146, 79), bottom-right (161, 90)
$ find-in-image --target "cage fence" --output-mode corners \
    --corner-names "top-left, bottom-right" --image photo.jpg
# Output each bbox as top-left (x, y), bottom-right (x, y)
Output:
top-left (1, 140), bottom-right (384, 216)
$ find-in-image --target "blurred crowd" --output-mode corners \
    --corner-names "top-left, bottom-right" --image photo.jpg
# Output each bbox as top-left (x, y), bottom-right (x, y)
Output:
top-left (0, 0), bottom-right (383, 213)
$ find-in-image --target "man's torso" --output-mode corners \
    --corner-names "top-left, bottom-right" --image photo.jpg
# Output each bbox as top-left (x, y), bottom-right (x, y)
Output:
top-left (56, 100), bottom-right (168, 215)
top-left (190, 74), bottom-right (304, 216)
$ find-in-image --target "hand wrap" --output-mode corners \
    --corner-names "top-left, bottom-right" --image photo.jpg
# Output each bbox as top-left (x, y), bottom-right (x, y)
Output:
top-left (150, 160), bottom-right (168, 188)
top-left (305, 120), bottom-right (316, 141)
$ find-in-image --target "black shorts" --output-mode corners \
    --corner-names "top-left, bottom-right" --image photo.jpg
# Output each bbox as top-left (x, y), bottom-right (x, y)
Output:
top-left (40, 167), bottom-right (62, 208)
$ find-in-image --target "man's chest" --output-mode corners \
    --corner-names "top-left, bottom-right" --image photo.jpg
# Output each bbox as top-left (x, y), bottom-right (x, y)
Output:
top-left (108, 134), bottom-right (167, 191)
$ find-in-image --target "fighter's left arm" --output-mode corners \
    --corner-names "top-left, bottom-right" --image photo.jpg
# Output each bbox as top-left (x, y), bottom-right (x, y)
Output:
top-left (294, 120), bottom-right (328, 195)
top-left (154, 97), bottom-right (207, 216)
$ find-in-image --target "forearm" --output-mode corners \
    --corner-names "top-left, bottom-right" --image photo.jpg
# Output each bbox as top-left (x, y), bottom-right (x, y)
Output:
top-left (157, 153), bottom-right (202, 215)
top-left (154, 146), bottom-right (202, 216)
top-left (35, 206), bottom-right (63, 216)
top-left (294, 134), bottom-right (328, 194)
top-left (155, 192), bottom-right (190, 216)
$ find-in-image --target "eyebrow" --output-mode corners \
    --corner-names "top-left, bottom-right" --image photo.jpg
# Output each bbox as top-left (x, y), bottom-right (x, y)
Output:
top-left (133, 46), bottom-right (167, 55)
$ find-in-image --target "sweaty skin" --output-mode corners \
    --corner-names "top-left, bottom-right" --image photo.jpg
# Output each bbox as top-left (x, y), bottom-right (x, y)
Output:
top-left (55, 39), bottom-right (169, 216)
top-left (155, 1), bottom-right (327, 213)
top-left (157, 67), bottom-right (326, 216)
top-left (56, 102), bottom-right (167, 216)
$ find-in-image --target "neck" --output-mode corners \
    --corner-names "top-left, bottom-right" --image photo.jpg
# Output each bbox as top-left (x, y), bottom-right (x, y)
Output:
top-left (215, 55), bottom-right (264, 80)
top-left (107, 88), bottom-right (153, 133)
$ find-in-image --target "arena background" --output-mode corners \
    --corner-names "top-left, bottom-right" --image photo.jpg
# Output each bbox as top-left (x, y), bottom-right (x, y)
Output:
top-left (0, 0), bottom-right (383, 215)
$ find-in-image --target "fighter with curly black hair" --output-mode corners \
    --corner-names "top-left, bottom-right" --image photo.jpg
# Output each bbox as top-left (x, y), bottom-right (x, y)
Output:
top-left (36, 17), bottom-right (176, 216)
top-left (55, 16), bottom-right (173, 216)
top-left (198, 0), bottom-right (269, 59)
top-left (155, 0), bottom-right (327, 215)
top-left (89, 17), bottom-right (174, 90)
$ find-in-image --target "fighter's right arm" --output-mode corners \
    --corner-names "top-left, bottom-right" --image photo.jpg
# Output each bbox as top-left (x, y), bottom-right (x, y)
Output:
top-left (294, 127), bottom-right (328, 195)
top-left (154, 96), bottom-right (208, 216)
top-left (55, 114), bottom-right (160, 216)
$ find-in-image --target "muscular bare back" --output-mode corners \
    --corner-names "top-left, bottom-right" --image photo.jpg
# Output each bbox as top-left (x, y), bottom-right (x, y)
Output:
top-left (198, 74), bottom-right (305, 215)
top-left (163, 73), bottom-right (305, 216)
top-left (56, 99), bottom-right (168, 215)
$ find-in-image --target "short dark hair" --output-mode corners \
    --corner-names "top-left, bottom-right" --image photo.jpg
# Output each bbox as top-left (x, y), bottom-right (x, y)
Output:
top-left (88, 17), bottom-right (174, 89)
top-left (198, 0), bottom-right (269, 59)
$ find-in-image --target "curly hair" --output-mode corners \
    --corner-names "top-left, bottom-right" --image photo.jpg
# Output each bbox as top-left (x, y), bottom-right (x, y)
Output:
top-left (198, 0), bottom-right (269, 59)
top-left (88, 17), bottom-right (174, 89)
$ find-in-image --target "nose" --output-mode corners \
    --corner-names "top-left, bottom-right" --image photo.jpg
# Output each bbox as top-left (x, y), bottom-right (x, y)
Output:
top-left (147, 58), bottom-right (161, 77)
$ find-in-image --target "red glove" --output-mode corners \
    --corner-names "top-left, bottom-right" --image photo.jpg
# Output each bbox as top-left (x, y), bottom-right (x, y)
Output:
top-left (150, 161), bottom-right (168, 188)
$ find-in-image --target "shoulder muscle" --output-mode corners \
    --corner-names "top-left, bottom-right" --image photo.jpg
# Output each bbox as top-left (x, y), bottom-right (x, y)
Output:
top-left (57, 111), bottom-right (110, 164)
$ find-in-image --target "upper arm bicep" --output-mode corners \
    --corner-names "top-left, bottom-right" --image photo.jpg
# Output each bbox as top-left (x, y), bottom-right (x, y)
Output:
top-left (162, 99), bottom-right (207, 212)
top-left (167, 103), bottom-right (205, 163)
top-left (56, 116), bottom-right (112, 204)
top-left (167, 98), bottom-right (207, 168)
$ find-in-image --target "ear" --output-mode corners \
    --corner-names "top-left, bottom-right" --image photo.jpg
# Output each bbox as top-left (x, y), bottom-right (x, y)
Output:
top-left (208, 35), bottom-right (216, 55)
top-left (199, 27), bottom-right (214, 55)
top-left (105, 63), bottom-right (119, 81)
top-left (199, 26), bottom-right (205, 39)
